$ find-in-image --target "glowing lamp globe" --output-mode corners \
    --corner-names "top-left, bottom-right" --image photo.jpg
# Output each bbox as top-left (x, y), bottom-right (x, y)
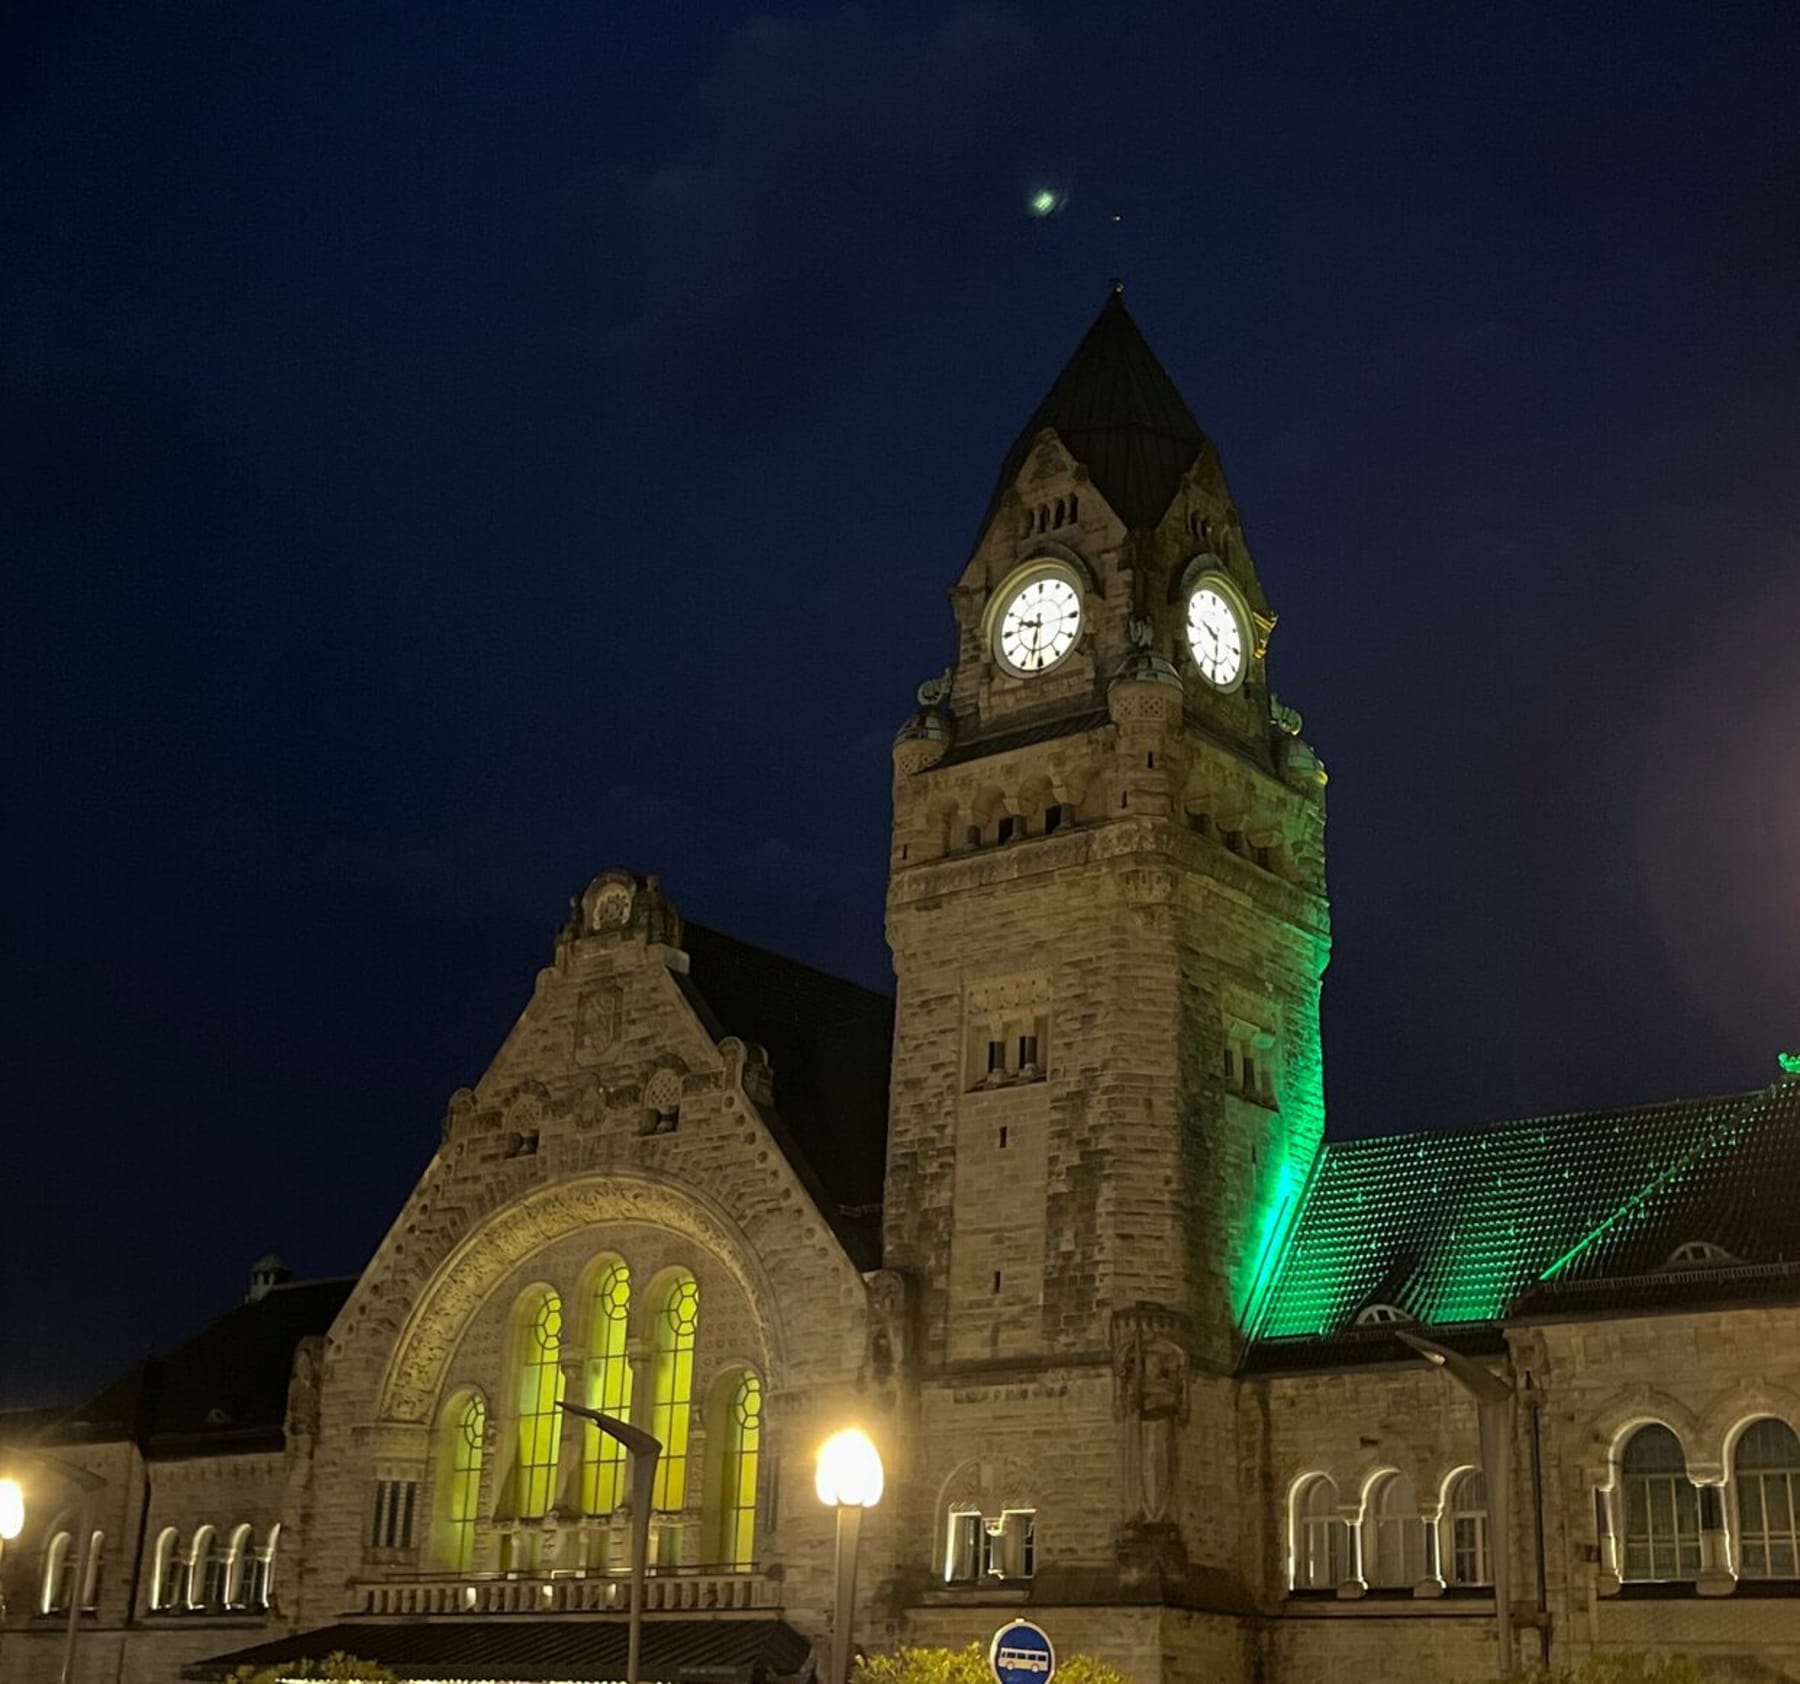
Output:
top-left (0, 1476), bottom-right (24, 1542)
top-left (815, 1428), bottom-right (884, 1509)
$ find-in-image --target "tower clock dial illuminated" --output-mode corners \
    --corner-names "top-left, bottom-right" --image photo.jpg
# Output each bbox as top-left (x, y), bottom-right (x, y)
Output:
top-left (995, 574), bottom-right (1083, 676)
top-left (1186, 584), bottom-right (1245, 689)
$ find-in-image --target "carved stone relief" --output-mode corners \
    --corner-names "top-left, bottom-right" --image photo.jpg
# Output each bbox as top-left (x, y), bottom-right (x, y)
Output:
top-left (378, 1171), bottom-right (787, 1424)
top-left (1112, 1303), bottom-right (1192, 1526)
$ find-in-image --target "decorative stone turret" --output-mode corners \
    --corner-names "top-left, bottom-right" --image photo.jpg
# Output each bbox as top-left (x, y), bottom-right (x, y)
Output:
top-left (1107, 620), bottom-right (1185, 727)
top-left (892, 669), bottom-right (955, 774)
top-left (248, 1253), bottom-right (291, 1302)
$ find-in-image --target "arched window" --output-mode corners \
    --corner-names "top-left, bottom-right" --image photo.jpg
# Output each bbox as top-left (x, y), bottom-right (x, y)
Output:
top-left (512, 1289), bottom-right (566, 1519)
top-left (1445, 1470), bottom-right (1490, 1586)
top-left (224, 1523), bottom-right (255, 1609)
top-left (650, 1272), bottom-right (700, 1511)
top-left (1365, 1472), bottom-right (1427, 1588)
top-left (582, 1261), bottom-right (634, 1516)
top-left (253, 1524), bottom-right (280, 1609)
top-left (434, 1391), bottom-right (487, 1571)
top-left (710, 1370), bottom-right (762, 1570)
top-left (1620, 1424), bottom-right (1700, 1582)
top-left (41, 1529), bottom-right (75, 1615)
top-left (1735, 1418), bottom-right (1800, 1579)
top-left (1293, 1476), bottom-right (1345, 1590)
top-left (81, 1531), bottom-right (104, 1610)
top-left (152, 1527), bottom-right (186, 1611)
top-left (193, 1524), bottom-right (230, 1610)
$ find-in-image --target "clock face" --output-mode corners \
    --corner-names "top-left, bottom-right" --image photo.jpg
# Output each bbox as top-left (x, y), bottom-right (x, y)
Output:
top-left (1186, 586), bottom-right (1244, 688)
top-left (996, 575), bottom-right (1083, 675)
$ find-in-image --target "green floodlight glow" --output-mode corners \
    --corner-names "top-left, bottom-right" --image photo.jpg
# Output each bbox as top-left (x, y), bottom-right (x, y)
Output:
top-left (1029, 188), bottom-right (1060, 217)
top-left (1251, 1085), bottom-right (1794, 1346)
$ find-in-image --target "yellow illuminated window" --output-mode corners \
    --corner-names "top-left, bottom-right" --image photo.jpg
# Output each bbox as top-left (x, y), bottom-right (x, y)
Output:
top-left (513, 1291), bottom-right (566, 1519)
top-left (582, 1262), bottom-right (634, 1514)
top-left (718, 1372), bottom-right (761, 1569)
top-left (650, 1273), bottom-right (700, 1510)
top-left (437, 1393), bottom-right (486, 1571)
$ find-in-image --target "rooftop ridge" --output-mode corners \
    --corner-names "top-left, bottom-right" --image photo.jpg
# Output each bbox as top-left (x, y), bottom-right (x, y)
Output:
top-left (1324, 1078), bottom-right (1794, 1153)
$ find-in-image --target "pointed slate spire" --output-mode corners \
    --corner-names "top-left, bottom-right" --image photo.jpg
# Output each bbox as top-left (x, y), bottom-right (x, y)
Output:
top-left (982, 281), bottom-right (1208, 537)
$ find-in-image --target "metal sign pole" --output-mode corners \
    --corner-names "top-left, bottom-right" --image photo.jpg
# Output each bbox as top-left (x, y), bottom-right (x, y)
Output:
top-left (556, 1401), bottom-right (662, 1684)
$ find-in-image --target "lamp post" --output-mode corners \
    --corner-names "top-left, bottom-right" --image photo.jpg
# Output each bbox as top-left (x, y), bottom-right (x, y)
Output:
top-left (0, 1475), bottom-right (23, 1624)
top-left (553, 1402), bottom-right (660, 1684)
top-left (1396, 1332), bottom-right (1516, 1680)
top-left (815, 1429), bottom-right (884, 1684)
top-left (0, 1450), bottom-right (106, 1684)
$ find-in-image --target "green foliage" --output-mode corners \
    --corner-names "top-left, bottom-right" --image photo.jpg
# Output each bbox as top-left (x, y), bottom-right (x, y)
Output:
top-left (1501, 1655), bottom-right (1722, 1684)
top-left (231, 1654), bottom-right (403, 1684)
top-left (853, 1642), bottom-right (1133, 1684)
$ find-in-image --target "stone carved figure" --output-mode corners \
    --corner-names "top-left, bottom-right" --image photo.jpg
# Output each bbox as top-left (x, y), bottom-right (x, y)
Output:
top-left (286, 1336), bottom-right (324, 1442)
top-left (573, 983), bottom-right (622, 1067)
top-left (1112, 1305), bottom-right (1191, 1526)
top-left (863, 1269), bottom-right (913, 1390)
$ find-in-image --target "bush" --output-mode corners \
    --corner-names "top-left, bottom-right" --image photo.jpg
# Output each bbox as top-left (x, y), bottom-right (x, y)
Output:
top-left (854, 1642), bottom-right (1133, 1684)
top-left (1502, 1656), bottom-right (1722, 1684)
top-left (231, 1656), bottom-right (403, 1684)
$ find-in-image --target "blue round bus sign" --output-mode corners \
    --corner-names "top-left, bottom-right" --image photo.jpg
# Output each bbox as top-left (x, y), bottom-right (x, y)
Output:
top-left (988, 1620), bottom-right (1055, 1684)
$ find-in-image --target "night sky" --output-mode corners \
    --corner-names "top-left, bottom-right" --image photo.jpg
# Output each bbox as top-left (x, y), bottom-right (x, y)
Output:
top-left (6, 2), bottom-right (1797, 1409)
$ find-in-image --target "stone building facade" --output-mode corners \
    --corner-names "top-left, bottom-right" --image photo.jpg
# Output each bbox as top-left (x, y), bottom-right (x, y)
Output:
top-left (4, 288), bottom-right (1799, 1684)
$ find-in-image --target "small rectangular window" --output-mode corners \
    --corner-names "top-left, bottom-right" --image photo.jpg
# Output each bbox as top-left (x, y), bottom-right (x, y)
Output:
top-left (997, 815), bottom-right (1019, 844)
top-left (993, 1271), bottom-right (1003, 1294)
top-left (946, 1512), bottom-right (984, 1583)
top-left (1222, 1045), bottom-right (1236, 1082)
top-left (1043, 804), bottom-right (1064, 835)
top-left (987, 1039), bottom-right (1006, 1073)
top-left (1018, 1034), bottom-right (1038, 1069)
top-left (1242, 1055), bottom-right (1257, 1095)
top-left (998, 1126), bottom-right (1009, 1149)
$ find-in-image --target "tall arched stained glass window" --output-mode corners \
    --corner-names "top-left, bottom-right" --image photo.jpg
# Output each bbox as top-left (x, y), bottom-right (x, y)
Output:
top-left (435, 1392), bottom-right (486, 1571)
top-left (513, 1290), bottom-right (566, 1519)
top-left (582, 1262), bottom-right (633, 1515)
top-left (650, 1272), bottom-right (700, 1511)
top-left (717, 1372), bottom-right (762, 1569)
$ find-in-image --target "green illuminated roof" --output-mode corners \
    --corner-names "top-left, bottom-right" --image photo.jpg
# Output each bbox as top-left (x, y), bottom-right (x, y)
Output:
top-left (1251, 1078), bottom-right (1800, 1350)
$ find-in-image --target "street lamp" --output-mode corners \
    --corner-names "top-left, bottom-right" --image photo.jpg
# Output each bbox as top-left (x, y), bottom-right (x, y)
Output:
top-left (553, 1402), bottom-right (660, 1684)
top-left (1396, 1331), bottom-right (1516, 1680)
top-left (0, 1450), bottom-right (106, 1684)
top-left (815, 1429), bottom-right (883, 1684)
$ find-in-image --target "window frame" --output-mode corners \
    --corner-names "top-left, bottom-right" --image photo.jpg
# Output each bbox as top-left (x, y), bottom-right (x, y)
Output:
top-left (1618, 1423), bottom-right (1702, 1583)
top-left (1734, 1417), bottom-right (1800, 1580)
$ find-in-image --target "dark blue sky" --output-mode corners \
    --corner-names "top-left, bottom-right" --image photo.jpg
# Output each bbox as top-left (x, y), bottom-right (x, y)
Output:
top-left (5, 2), bottom-right (1797, 1407)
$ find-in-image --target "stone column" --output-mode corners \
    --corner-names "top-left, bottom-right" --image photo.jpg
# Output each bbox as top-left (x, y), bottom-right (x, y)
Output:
top-left (1416, 1502), bottom-right (1446, 1597)
top-left (1336, 1502), bottom-right (1366, 1599)
top-left (1692, 1468), bottom-right (1735, 1596)
top-left (1593, 1485), bottom-right (1621, 1598)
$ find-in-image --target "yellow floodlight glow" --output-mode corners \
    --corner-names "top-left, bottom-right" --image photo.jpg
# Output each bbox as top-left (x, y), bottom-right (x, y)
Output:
top-left (814, 1428), bottom-right (884, 1509)
top-left (0, 1476), bottom-right (23, 1541)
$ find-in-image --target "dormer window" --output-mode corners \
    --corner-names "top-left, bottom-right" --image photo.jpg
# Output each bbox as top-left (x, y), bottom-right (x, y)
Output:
top-left (1666, 1240), bottom-right (1735, 1267)
top-left (1354, 1303), bottom-right (1413, 1327)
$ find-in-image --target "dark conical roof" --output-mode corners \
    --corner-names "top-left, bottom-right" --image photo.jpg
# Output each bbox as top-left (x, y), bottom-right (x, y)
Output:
top-left (981, 285), bottom-right (1208, 538)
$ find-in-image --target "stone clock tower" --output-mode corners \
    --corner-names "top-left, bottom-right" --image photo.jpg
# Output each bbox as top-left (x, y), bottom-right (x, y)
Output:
top-left (882, 286), bottom-right (1330, 1629)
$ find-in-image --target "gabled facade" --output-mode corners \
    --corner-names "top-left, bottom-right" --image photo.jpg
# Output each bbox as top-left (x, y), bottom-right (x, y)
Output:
top-left (4, 290), bottom-right (1799, 1684)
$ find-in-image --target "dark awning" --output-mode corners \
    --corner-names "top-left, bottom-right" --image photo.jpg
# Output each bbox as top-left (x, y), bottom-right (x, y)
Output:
top-left (186, 1617), bottom-right (815, 1683)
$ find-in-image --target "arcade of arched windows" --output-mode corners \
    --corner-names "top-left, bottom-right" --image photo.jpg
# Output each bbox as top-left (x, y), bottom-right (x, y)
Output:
top-left (928, 773), bottom-right (1095, 858)
top-left (1287, 1410), bottom-right (1800, 1598)
top-left (141, 1521), bottom-right (278, 1616)
top-left (408, 1244), bottom-right (767, 1580)
top-left (914, 773), bottom-right (1310, 885)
